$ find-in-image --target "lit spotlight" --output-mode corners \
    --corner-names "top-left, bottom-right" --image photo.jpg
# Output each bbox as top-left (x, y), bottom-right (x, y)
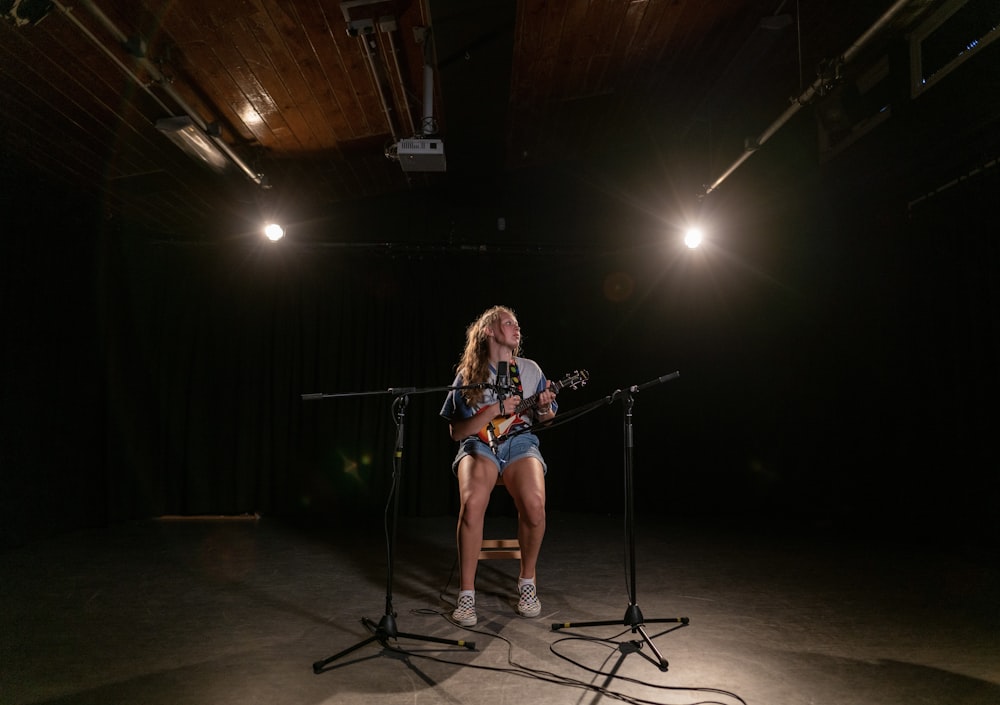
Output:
top-left (683, 227), bottom-right (703, 249)
top-left (263, 222), bottom-right (285, 242)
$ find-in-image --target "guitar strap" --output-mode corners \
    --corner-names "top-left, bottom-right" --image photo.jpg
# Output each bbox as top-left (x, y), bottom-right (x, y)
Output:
top-left (508, 359), bottom-right (524, 396)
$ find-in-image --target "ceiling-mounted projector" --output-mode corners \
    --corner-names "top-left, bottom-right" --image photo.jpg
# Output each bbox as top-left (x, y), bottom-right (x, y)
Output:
top-left (396, 138), bottom-right (446, 172)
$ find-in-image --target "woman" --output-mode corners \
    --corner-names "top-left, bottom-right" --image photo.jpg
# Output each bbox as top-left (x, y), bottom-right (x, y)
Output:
top-left (440, 305), bottom-right (557, 626)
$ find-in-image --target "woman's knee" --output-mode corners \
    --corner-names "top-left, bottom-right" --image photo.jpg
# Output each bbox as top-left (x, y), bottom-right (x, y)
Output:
top-left (519, 495), bottom-right (545, 527)
top-left (459, 492), bottom-right (490, 521)
top-left (458, 481), bottom-right (494, 521)
top-left (509, 481), bottom-right (544, 525)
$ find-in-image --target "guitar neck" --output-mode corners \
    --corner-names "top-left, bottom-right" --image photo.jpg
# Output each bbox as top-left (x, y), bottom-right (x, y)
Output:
top-left (509, 379), bottom-right (563, 416)
top-left (510, 392), bottom-right (540, 416)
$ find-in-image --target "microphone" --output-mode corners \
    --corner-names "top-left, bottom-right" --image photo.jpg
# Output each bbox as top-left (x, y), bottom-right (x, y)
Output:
top-left (486, 424), bottom-right (499, 456)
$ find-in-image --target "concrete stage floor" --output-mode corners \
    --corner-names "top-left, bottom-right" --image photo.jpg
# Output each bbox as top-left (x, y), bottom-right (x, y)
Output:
top-left (2, 511), bottom-right (998, 705)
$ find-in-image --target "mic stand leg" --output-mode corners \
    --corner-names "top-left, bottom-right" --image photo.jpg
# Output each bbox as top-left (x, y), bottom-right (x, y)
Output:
top-left (313, 394), bottom-right (476, 674)
top-left (551, 385), bottom-right (688, 673)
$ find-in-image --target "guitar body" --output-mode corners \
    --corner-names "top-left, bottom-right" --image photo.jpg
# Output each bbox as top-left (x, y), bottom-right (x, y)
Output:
top-left (477, 413), bottom-right (524, 445)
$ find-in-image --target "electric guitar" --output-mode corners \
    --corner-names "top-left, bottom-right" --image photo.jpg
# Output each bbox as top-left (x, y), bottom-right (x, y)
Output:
top-left (476, 369), bottom-right (589, 444)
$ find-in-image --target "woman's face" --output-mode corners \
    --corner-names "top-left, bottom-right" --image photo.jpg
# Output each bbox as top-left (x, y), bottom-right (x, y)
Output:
top-left (488, 311), bottom-right (521, 350)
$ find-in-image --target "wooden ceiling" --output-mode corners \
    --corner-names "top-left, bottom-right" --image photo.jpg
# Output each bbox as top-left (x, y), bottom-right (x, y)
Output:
top-left (0, 0), bottom-right (952, 240)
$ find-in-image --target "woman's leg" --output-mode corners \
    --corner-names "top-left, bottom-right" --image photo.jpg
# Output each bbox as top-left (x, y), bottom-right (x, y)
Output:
top-left (500, 457), bottom-right (546, 580)
top-left (455, 454), bottom-right (499, 590)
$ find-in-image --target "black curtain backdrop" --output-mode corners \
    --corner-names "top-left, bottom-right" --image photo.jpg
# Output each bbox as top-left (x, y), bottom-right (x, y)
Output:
top-left (0, 170), bottom-right (106, 546)
top-left (2, 114), bottom-right (998, 549)
top-left (103, 235), bottom-right (461, 522)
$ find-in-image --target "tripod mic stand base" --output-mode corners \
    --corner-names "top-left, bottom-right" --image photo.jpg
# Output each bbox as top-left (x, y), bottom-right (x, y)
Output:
top-left (312, 612), bottom-right (476, 673)
top-left (551, 606), bottom-right (689, 673)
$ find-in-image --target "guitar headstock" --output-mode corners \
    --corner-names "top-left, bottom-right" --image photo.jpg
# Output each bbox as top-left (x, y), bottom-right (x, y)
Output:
top-left (555, 369), bottom-right (589, 392)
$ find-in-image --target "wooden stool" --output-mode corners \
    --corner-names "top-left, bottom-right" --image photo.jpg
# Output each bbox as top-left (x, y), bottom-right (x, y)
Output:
top-left (478, 475), bottom-right (522, 561)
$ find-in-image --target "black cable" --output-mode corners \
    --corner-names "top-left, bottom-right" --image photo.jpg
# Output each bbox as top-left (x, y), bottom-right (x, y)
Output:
top-left (393, 607), bottom-right (747, 705)
top-left (549, 630), bottom-right (747, 705)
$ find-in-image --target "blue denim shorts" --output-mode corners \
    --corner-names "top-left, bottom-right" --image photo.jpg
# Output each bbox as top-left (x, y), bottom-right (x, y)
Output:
top-left (452, 432), bottom-right (547, 475)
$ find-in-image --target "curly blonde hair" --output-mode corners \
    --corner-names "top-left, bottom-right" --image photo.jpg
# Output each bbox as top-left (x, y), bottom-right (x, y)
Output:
top-left (456, 305), bottom-right (522, 406)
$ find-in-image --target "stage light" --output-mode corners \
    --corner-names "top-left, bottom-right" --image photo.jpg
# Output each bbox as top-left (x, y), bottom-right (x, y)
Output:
top-left (263, 223), bottom-right (285, 242)
top-left (684, 227), bottom-right (704, 249)
top-left (155, 116), bottom-right (229, 172)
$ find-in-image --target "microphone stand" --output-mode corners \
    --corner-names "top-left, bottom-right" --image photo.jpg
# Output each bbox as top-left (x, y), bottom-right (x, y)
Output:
top-left (306, 383), bottom-right (478, 673)
top-left (551, 371), bottom-right (688, 672)
top-left (489, 360), bottom-right (510, 456)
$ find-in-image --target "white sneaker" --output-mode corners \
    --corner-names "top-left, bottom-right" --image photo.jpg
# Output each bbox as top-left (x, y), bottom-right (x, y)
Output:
top-left (452, 594), bottom-right (477, 627)
top-left (516, 582), bottom-right (541, 618)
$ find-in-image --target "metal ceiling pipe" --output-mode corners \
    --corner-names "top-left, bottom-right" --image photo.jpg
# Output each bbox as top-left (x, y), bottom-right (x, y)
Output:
top-left (51, 0), bottom-right (172, 115)
top-left (415, 26), bottom-right (437, 136)
top-left (703, 0), bottom-right (914, 196)
top-left (55, 0), bottom-right (265, 186)
top-left (382, 21), bottom-right (417, 137)
top-left (358, 30), bottom-right (402, 142)
top-left (340, 2), bottom-right (406, 141)
top-left (421, 63), bottom-right (436, 136)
